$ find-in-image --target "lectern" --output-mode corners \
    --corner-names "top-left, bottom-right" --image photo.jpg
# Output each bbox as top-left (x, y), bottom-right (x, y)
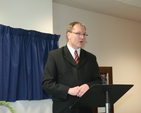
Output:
top-left (70, 84), bottom-right (133, 113)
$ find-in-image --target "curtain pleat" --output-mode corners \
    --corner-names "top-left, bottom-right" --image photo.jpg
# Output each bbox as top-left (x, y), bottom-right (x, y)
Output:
top-left (0, 24), bottom-right (60, 102)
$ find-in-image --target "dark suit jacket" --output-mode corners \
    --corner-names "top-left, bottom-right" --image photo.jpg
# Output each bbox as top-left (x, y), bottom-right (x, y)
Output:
top-left (42, 45), bottom-right (101, 113)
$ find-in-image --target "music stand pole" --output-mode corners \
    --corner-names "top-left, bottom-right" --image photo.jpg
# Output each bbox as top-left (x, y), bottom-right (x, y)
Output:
top-left (105, 91), bottom-right (110, 113)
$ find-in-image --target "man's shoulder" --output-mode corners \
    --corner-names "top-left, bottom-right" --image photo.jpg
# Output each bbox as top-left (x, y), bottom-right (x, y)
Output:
top-left (49, 46), bottom-right (66, 54)
top-left (81, 49), bottom-right (96, 57)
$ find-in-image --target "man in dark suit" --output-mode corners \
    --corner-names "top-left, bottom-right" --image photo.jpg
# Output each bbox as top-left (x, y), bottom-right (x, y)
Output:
top-left (42, 21), bottom-right (101, 113)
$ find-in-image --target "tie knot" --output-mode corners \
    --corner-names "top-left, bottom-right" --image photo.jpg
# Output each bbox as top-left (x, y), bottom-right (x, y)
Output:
top-left (74, 50), bottom-right (79, 64)
top-left (74, 50), bottom-right (78, 55)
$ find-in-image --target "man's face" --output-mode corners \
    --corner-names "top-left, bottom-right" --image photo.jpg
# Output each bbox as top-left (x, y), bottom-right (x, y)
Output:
top-left (67, 24), bottom-right (87, 50)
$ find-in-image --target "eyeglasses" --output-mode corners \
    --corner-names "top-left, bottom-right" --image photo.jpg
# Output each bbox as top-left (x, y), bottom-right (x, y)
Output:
top-left (70, 31), bottom-right (88, 37)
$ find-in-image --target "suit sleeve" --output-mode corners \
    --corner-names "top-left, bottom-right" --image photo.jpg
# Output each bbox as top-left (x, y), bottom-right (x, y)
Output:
top-left (42, 51), bottom-right (69, 100)
top-left (86, 56), bottom-right (102, 87)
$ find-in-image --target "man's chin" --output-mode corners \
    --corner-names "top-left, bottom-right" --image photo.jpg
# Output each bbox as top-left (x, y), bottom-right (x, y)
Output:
top-left (78, 44), bottom-right (83, 48)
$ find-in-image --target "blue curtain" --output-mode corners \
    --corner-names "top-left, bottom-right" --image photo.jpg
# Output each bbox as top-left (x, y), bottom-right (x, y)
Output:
top-left (0, 24), bottom-right (60, 102)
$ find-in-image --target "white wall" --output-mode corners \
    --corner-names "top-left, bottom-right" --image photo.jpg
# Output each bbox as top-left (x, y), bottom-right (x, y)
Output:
top-left (0, 0), bottom-right (53, 113)
top-left (53, 3), bottom-right (141, 113)
top-left (0, 0), bottom-right (53, 33)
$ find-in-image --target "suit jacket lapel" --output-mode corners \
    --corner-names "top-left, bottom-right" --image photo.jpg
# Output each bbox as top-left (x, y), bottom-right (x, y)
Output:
top-left (63, 46), bottom-right (87, 67)
top-left (79, 49), bottom-right (87, 66)
top-left (63, 45), bottom-right (76, 66)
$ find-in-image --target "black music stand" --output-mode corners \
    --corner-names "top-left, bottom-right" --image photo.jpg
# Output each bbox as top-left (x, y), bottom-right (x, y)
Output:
top-left (70, 84), bottom-right (133, 113)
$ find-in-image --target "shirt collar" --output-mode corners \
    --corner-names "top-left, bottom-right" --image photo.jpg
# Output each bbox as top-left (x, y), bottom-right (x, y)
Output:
top-left (67, 43), bottom-right (80, 58)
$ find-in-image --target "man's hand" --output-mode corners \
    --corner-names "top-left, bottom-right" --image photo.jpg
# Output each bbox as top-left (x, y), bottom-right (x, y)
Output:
top-left (77, 84), bottom-right (89, 97)
top-left (68, 86), bottom-right (80, 96)
top-left (68, 84), bottom-right (89, 97)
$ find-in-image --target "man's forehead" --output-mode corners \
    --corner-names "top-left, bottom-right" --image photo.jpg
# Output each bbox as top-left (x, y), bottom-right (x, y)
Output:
top-left (72, 24), bottom-right (86, 30)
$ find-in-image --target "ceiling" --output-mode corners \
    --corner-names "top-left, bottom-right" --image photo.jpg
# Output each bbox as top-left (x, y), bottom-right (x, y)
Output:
top-left (53, 0), bottom-right (141, 23)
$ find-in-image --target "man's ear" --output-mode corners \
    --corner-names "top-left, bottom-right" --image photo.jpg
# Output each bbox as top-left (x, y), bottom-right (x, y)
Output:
top-left (67, 32), bottom-right (71, 39)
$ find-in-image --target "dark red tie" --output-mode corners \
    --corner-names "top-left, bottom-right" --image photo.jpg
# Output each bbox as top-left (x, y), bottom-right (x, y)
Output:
top-left (74, 50), bottom-right (79, 64)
